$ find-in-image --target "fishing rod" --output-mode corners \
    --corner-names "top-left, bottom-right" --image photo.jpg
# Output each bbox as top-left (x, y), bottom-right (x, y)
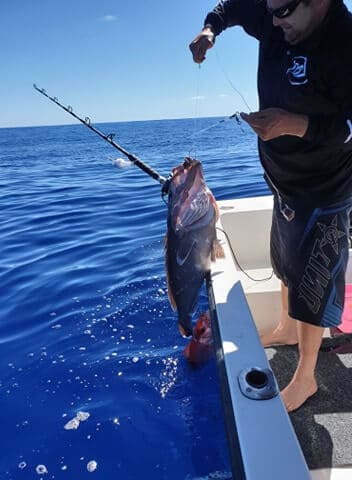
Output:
top-left (33, 84), bottom-right (168, 187)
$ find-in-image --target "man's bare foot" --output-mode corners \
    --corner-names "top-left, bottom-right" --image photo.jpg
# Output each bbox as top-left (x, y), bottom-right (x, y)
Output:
top-left (281, 376), bottom-right (318, 412)
top-left (260, 324), bottom-right (298, 347)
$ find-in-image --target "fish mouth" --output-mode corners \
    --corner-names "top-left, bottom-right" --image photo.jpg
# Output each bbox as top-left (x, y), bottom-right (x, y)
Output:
top-left (183, 156), bottom-right (200, 169)
top-left (171, 157), bottom-right (202, 187)
top-left (169, 157), bottom-right (207, 231)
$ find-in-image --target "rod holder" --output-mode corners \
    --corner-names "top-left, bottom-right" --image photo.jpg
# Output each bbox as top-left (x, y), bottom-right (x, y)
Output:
top-left (238, 367), bottom-right (279, 400)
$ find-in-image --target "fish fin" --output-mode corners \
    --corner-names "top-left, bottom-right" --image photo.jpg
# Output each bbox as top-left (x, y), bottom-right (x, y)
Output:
top-left (211, 239), bottom-right (225, 261)
top-left (164, 235), bottom-right (177, 311)
top-left (177, 191), bottom-right (210, 228)
top-left (176, 237), bottom-right (196, 266)
top-left (208, 191), bottom-right (221, 222)
top-left (194, 311), bottom-right (211, 336)
top-left (183, 333), bottom-right (213, 364)
top-left (166, 275), bottom-right (177, 311)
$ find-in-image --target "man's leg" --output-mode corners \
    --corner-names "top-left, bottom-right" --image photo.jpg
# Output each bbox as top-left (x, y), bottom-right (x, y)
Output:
top-left (281, 321), bottom-right (323, 412)
top-left (261, 283), bottom-right (323, 411)
top-left (260, 283), bottom-right (298, 347)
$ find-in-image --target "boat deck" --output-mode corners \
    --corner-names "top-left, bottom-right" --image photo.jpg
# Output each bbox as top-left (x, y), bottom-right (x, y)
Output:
top-left (266, 335), bottom-right (352, 470)
top-left (211, 195), bottom-right (352, 479)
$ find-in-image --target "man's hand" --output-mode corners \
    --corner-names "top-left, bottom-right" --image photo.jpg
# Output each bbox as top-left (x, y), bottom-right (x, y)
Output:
top-left (189, 28), bottom-right (215, 64)
top-left (240, 108), bottom-right (309, 141)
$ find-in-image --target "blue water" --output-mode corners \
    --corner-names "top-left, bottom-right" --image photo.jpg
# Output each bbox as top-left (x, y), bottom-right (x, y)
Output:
top-left (0, 117), bottom-right (269, 480)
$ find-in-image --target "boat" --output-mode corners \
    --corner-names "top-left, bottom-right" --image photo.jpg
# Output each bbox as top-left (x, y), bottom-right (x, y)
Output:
top-left (208, 194), bottom-right (352, 480)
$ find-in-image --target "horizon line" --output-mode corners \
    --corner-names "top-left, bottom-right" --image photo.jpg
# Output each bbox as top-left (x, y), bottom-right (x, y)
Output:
top-left (0, 114), bottom-right (230, 130)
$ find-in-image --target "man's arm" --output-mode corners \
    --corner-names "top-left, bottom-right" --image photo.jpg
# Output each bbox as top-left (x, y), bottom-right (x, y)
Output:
top-left (241, 109), bottom-right (309, 141)
top-left (303, 51), bottom-right (352, 148)
top-left (204, 0), bottom-right (267, 38)
top-left (203, 0), bottom-right (242, 36)
top-left (189, 0), bottom-right (267, 64)
top-left (189, 27), bottom-right (216, 64)
top-left (241, 43), bottom-right (352, 146)
top-left (304, 115), bottom-right (352, 147)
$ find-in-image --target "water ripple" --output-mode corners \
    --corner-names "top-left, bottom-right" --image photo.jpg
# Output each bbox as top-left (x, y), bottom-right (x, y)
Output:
top-left (0, 118), bottom-right (268, 479)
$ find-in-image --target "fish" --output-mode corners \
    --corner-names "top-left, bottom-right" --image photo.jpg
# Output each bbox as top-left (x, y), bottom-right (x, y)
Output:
top-left (164, 156), bottom-right (224, 337)
top-left (183, 311), bottom-right (213, 365)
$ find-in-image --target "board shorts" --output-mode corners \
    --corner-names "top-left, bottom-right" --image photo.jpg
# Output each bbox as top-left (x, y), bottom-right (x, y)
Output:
top-left (270, 194), bottom-right (352, 328)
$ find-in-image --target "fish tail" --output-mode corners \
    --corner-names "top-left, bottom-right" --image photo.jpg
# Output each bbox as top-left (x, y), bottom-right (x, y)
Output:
top-left (211, 239), bottom-right (225, 261)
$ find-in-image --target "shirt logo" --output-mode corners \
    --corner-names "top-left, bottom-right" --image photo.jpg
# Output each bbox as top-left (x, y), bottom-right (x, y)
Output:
top-left (286, 56), bottom-right (308, 85)
top-left (344, 119), bottom-right (352, 143)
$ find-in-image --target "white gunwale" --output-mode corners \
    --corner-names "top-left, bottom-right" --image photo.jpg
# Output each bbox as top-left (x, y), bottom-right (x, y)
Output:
top-left (209, 195), bottom-right (352, 480)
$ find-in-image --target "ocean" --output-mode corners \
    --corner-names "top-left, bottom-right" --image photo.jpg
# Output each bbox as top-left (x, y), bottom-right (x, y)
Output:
top-left (0, 117), bottom-right (270, 480)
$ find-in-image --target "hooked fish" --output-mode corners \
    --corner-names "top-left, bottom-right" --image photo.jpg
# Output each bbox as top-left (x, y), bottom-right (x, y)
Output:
top-left (183, 311), bottom-right (213, 365)
top-left (164, 157), bottom-right (224, 337)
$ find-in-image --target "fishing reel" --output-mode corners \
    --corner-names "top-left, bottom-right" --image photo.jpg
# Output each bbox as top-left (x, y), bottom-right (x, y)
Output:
top-left (161, 173), bottom-right (174, 204)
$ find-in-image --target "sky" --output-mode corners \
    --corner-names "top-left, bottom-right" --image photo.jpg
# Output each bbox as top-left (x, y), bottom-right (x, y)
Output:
top-left (1, 0), bottom-right (352, 128)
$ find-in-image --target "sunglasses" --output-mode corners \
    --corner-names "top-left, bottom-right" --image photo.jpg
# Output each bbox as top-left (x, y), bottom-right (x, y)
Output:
top-left (267, 0), bottom-right (302, 19)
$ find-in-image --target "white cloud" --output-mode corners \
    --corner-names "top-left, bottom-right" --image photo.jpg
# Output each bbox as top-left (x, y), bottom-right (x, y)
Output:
top-left (99, 15), bottom-right (117, 22)
top-left (191, 95), bottom-right (205, 100)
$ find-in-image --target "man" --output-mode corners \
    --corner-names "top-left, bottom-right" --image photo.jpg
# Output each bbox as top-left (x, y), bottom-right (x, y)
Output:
top-left (190, 0), bottom-right (352, 412)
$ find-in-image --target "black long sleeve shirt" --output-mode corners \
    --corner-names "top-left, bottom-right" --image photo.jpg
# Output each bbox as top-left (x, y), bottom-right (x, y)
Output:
top-left (204, 0), bottom-right (352, 206)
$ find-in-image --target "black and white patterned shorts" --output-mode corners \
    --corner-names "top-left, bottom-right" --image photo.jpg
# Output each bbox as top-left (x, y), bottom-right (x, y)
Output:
top-left (270, 195), bottom-right (352, 327)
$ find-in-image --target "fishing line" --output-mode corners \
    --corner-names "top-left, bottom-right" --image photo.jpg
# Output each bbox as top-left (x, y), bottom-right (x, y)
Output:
top-left (209, 55), bottom-right (271, 282)
top-left (215, 50), bottom-right (253, 113)
top-left (189, 111), bottom-right (243, 138)
top-left (187, 67), bottom-right (243, 150)
top-left (188, 64), bottom-right (202, 158)
top-left (188, 51), bottom-right (251, 141)
top-left (216, 226), bottom-right (274, 282)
